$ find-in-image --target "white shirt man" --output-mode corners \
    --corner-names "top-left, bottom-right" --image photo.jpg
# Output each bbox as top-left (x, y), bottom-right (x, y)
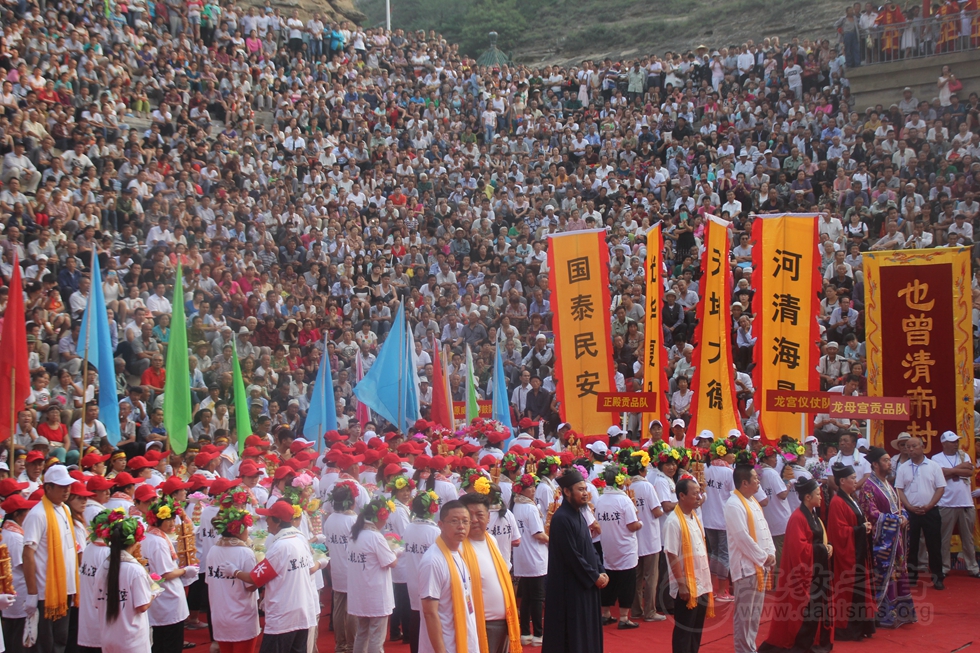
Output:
top-left (418, 515), bottom-right (480, 653)
top-left (931, 431), bottom-right (978, 576)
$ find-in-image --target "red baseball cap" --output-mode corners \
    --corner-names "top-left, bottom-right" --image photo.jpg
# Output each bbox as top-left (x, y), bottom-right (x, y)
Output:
top-left (239, 462), bottom-right (261, 477)
top-left (160, 477), bottom-right (191, 495)
top-left (25, 451), bottom-right (45, 464)
top-left (194, 452), bottom-right (220, 468)
top-left (127, 456), bottom-right (154, 471)
top-left (81, 452), bottom-right (111, 468)
top-left (257, 500), bottom-right (296, 522)
top-left (143, 449), bottom-right (167, 463)
top-left (413, 419), bottom-right (431, 432)
top-left (245, 435), bottom-right (269, 448)
top-left (460, 443), bottom-right (481, 455)
top-left (383, 431), bottom-right (401, 442)
top-left (0, 479), bottom-right (29, 497)
top-left (186, 474), bottom-right (213, 492)
top-left (86, 475), bottom-right (115, 493)
top-left (518, 418), bottom-right (539, 430)
top-left (134, 484), bottom-right (158, 502)
top-left (428, 455), bottom-right (447, 470)
top-left (289, 440), bottom-right (315, 454)
top-left (113, 472), bottom-right (145, 487)
top-left (242, 447), bottom-right (262, 458)
top-left (273, 466), bottom-right (297, 481)
top-left (324, 430), bottom-right (348, 443)
top-left (361, 449), bottom-right (381, 465)
top-left (414, 454), bottom-right (431, 469)
top-left (0, 494), bottom-right (37, 513)
top-left (383, 463), bottom-right (404, 477)
top-left (480, 454), bottom-right (499, 467)
top-left (70, 481), bottom-right (94, 497)
top-left (209, 478), bottom-right (241, 495)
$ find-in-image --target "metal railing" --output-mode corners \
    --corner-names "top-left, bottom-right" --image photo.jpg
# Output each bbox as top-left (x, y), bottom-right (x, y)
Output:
top-left (857, 10), bottom-right (979, 65)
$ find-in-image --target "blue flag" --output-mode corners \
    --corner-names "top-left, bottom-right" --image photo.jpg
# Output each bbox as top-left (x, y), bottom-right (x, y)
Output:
top-left (76, 252), bottom-right (121, 444)
top-left (303, 335), bottom-right (337, 448)
top-left (491, 343), bottom-right (514, 448)
top-left (353, 302), bottom-right (420, 433)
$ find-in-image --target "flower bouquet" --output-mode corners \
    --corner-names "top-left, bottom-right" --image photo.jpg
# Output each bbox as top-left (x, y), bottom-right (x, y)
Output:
top-left (384, 532), bottom-right (404, 555)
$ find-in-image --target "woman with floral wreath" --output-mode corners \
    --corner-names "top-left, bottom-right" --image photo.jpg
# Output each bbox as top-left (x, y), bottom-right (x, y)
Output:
top-left (402, 489), bottom-right (441, 653)
top-left (385, 470), bottom-right (415, 645)
top-left (650, 445), bottom-right (681, 615)
top-left (487, 482), bottom-right (522, 569)
top-left (205, 491), bottom-right (260, 653)
top-left (142, 495), bottom-right (198, 653)
top-left (324, 481), bottom-right (361, 653)
top-left (96, 511), bottom-right (155, 653)
top-left (497, 452), bottom-right (525, 506)
top-left (348, 496), bottom-right (399, 653)
top-left (594, 463), bottom-right (643, 629)
top-left (510, 473), bottom-right (548, 645)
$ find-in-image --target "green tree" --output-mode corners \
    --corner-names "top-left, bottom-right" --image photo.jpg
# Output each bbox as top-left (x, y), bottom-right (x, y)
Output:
top-left (459, 0), bottom-right (526, 56)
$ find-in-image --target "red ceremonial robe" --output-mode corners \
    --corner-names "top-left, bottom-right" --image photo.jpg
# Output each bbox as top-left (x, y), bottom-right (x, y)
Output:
top-left (828, 492), bottom-right (876, 640)
top-left (760, 507), bottom-right (833, 653)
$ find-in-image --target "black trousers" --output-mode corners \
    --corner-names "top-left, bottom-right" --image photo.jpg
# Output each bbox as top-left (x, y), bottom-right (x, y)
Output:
top-left (152, 622), bottom-right (185, 653)
top-left (601, 567), bottom-right (637, 609)
top-left (259, 629), bottom-right (309, 653)
top-left (908, 506), bottom-right (944, 583)
top-left (408, 609), bottom-right (421, 653)
top-left (672, 593), bottom-right (708, 653)
top-left (2, 616), bottom-right (27, 653)
top-left (391, 582), bottom-right (411, 639)
top-left (517, 575), bottom-right (546, 637)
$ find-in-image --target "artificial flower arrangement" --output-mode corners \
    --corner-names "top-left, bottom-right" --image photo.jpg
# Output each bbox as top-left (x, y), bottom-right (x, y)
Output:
top-left (591, 478), bottom-right (607, 493)
top-left (386, 474), bottom-right (417, 493)
top-left (708, 438), bottom-right (730, 459)
top-left (472, 476), bottom-right (491, 495)
top-left (760, 445), bottom-right (781, 461)
top-left (734, 449), bottom-right (758, 466)
top-left (250, 529), bottom-right (270, 562)
top-left (607, 464), bottom-right (630, 490)
top-left (145, 495), bottom-right (187, 529)
top-left (646, 439), bottom-right (671, 457)
top-left (513, 473), bottom-right (540, 494)
top-left (282, 472), bottom-right (322, 536)
top-left (656, 446), bottom-right (682, 465)
top-left (536, 455), bottom-right (561, 477)
top-left (212, 503), bottom-right (254, 538)
top-left (416, 490), bottom-right (441, 517)
top-left (327, 480), bottom-right (360, 511)
top-left (675, 447), bottom-right (692, 468)
top-left (186, 492), bottom-right (211, 526)
top-left (501, 453), bottom-right (524, 475)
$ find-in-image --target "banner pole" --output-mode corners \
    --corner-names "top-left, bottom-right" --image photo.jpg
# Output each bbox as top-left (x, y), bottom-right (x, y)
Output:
top-left (800, 412), bottom-right (806, 442)
top-left (9, 369), bottom-right (15, 464)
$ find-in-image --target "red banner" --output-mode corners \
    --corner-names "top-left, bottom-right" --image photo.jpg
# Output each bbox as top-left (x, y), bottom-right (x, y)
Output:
top-left (765, 391), bottom-right (910, 420)
top-left (596, 393), bottom-right (659, 413)
top-left (452, 401), bottom-right (492, 420)
top-left (865, 249), bottom-right (974, 456)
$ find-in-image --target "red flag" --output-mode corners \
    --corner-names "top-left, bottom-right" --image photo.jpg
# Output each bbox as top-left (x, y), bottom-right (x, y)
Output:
top-left (0, 256), bottom-right (31, 442)
top-left (429, 338), bottom-right (454, 429)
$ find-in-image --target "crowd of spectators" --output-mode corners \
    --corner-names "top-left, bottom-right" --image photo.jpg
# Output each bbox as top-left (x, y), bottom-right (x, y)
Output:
top-left (0, 0), bottom-right (979, 465)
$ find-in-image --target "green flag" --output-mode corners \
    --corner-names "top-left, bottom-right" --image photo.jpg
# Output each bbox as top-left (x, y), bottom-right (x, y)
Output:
top-left (465, 344), bottom-right (479, 424)
top-left (163, 264), bottom-right (192, 454)
top-left (231, 341), bottom-right (252, 454)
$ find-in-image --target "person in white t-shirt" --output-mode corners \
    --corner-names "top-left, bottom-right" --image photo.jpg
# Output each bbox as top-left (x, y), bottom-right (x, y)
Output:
top-left (628, 455), bottom-right (665, 622)
top-left (96, 515), bottom-right (155, 653)
top-left (322, 481), bottom-right (360, 653)
top-left (702, 446), bottom-right (736, 602)
top-left (205, 500), bottom-right (260, 652)
top-left (510, 474), bottom-right (548, 645)
top-left (460, 492), bottom-right (522, 653)
top-left (595, 464), bottom-right (642, 630)
top-left (348, 496), bottom-right (399, 653)
top-left (0, 494), bottom-right (39, 649)
top-left (402, 491), bottom-right (442, 653)
top-left (931, 431), bottom-right (979, 576)
top-left (418, 500), bottom-right (480, 653)
top-left (757, 446), bottom-right (792, 580)
top-left (663, 476), bottom-right (712, 653)
top-left (487, 485), bottom-right (521, 570)
top-left (221, 500), bottom-right (325, 653)
top-left (142, 497), bottom-right (197, 653)
top-left (383, 470), bottom-right (414, 643)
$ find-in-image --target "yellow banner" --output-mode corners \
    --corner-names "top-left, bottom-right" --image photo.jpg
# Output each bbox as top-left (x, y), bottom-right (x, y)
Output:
top-left (865, 248), bottom-right (974, 459)
top-left (751, 214), bottom-right (821, 442)
top-left (688, 215), bottom-right (742, 441)
top-left (546, 230), bottom-right (615, 436)
top-left (642, 223), bottom-right (668, 436)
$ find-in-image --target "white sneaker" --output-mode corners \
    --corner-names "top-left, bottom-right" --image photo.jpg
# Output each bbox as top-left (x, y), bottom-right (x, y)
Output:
top-left (521, 636), bottom-right (533, 645)
top-left (531, 636), bottom-right (543, 646)
top-left (644, 613), bottom-right (667, 622)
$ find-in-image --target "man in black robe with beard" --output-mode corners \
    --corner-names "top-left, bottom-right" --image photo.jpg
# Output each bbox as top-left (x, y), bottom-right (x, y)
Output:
top-left (542, 468), bottom-right (608, 653)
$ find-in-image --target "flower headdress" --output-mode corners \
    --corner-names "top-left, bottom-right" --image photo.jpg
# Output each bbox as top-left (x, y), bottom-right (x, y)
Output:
top-left (536, 455), bottom-right (561, 477)
top-left (760, 445), bottom-right (781, 460)
top-left (89, 508), bottom-right (114, 542)
top-left (460, 468), bottom-right (485, 490)
top-left (591, 477), bottom-right (607, 492)
top-left (647, 440), bottom-right (671, 458)
top-left (146, 495), bottom-right (185, 528)
top-left (513, 473), bottom-right (539, 494)
top-left (283, 472), bottom-right (320, 516)
top-left (657, 446), bottom-right (682, 465)
top-left (212, 503), bottom-right (254, 537)
top-left (707, 438), bottom-right (730, 459)
top-left (603, 464), bottom-right (630, 490)
top-left (411, 490), bottom-right (441, 519)
top-left (471, 476), bottom-right (491, 495)
top-left (780, 440), bottom-right (807, 464)
top-left (734, 449), bottom-right (757, 466)
top-left (618, 447), bottom-right (650, 475)
top-left (362, 496), bottom-right (396, 524)
top-left (217, 487), bottom-right (251, 510)
top-left (107, 509), bottom-right (145, 546)
top-left (327, 480), bottom-right (360, 511)
top-left (386, 474), bottom-right (417, 493)
top-left (501, 453), bottom-right (524, 475)
top-left (675, 447), bottom-right (692, 467)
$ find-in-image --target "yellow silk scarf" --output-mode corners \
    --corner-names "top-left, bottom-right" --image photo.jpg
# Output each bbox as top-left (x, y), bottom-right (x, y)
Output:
top-left (460, 535), bottom-right (522, 653)
top-left (734, 491), bottom-right (771, 592)
top-left (42, 496), bottom-right (79, 620)
top-left (436, 536), bottom-right (470, 653)
top-left (673, 505), bottom-right (714, 617)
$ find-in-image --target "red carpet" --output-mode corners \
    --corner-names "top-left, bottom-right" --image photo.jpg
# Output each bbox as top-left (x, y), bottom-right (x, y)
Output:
top-left (185, 572), bottom-right (980, 653)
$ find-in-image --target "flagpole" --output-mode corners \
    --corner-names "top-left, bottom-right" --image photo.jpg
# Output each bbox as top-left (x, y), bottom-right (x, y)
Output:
top-left (397, 305), bottom-right (403, 434)
top-left (8, 369), bottom-right (15, 464)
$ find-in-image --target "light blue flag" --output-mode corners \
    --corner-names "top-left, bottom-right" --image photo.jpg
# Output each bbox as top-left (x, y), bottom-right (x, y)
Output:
top-left (353, 302), bottom-right (420, 433)
top-left (303, 335), bottom-right (337, 449)
top-left (491, 343), bottom-right (514, 449)
top-left (75, 252), bottom-right (121, 444)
